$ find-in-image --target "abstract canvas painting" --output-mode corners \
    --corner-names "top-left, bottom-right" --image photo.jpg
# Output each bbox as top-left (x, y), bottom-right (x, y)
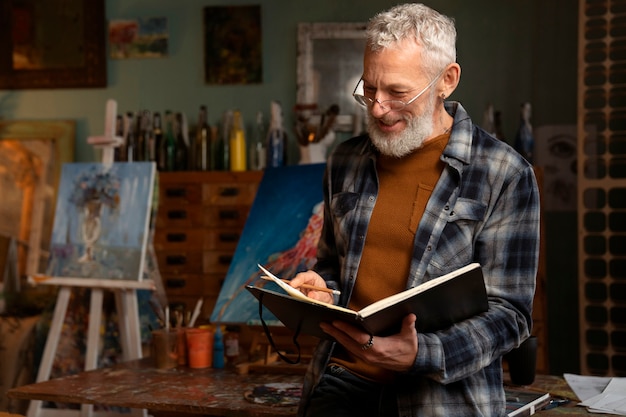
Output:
top-left (203, 5), bottom-right (262, 84)
top-left (108, 17), bottom-right (169, 59)
top-left (46, 162), bottom-right (156, 281)
top-left (211, 163), bottom-right (326, 325)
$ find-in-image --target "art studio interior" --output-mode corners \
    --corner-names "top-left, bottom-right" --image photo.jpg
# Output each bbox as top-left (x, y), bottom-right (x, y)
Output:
top-left (1, 0), bottom-right (624, 416)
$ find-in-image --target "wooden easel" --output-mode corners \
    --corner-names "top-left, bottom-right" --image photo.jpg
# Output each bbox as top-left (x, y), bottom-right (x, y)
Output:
top-left (27, 278), bottom-right (154, 417)
top-left (27, 100), bottom-right (158, 417)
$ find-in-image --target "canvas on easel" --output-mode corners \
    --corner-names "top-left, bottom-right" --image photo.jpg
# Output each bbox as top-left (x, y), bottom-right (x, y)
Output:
top-left (28, 161), bottom-right (157, 417)
top-left (46, 162), bottom-right (155, 281)
top-left (25, 100), bottom-right (159, 417)
top-left (211, 163), bottom-right (326, 326)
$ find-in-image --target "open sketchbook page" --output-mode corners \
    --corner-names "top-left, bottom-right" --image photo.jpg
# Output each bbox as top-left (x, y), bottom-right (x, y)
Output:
top-left (359, 263), bottom-right (481, 317)
top-left (257, 264), bottom-right (354, 314)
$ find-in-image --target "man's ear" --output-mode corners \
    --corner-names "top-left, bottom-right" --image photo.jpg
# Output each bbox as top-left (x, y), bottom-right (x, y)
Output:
top-left (440, 63), bottom-right (461, 98)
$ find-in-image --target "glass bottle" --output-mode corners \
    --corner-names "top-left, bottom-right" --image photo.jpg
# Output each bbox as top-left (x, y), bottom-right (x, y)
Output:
top-left (135, 110), bottom-right (145, 161)
top-left (163, 111), bottom-right (177, 171)
top-left (175, 112), bottom-right (189, 171)
top-left (196, 105), bottom-right (211, 171)
top-left (114, 114), bottom-right (125, 162)
top-left (217, 110), bottom-right (232, 171)
top-left (249, 111), bottom-right (266, 170)
top-left (229, 110), bottom-right (247, 171)
top-left (141, 110), bottom-right (154, 162)
top-left (125, 111), bottom-right (137, 162)
top-left (153, 112), bottom-right (164, 170)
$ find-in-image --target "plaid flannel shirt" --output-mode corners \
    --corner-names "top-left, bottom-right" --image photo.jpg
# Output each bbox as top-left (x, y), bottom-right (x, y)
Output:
top-left (298, 102), bottom-right (540, 417)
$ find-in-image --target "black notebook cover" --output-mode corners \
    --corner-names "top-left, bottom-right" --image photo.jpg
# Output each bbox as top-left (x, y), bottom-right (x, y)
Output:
top-left (246, 263), bottom-right (488, 339)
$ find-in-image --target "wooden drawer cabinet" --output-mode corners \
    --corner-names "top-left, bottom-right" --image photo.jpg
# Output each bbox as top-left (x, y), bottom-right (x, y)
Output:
top-left (155, 171), bottom-right (263, 320)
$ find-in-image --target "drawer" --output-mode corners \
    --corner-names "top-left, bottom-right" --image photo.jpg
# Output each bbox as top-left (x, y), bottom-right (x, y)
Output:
top-left (154, 228), bottom-right (242, 251)
top-left (156, 249), bottom-right (235, 275)
top-left (157, 251), bottom-right (203, 274)
top-left (204, 228), bottom-right (242, 250)
top-left (203, 250), bottom-right (235, 274)
top-left (155, 205), bottom-right (204, 228)
top-left (162, 273), bottom-right (225, 297)
top-left (159, 183), bottom-right (202, 205)
top-left (202, 205), bottom-right (251, 228)
top-left (154, 229), bottom-right (205, 250)
top-left (203, 182), bottom-right (258, 205)
top-left (162, 273), bottom-right (204, 295)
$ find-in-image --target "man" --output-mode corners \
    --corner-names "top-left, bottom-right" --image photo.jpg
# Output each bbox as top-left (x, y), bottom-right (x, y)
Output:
top-left (290, 3), bottom-right (540, 417)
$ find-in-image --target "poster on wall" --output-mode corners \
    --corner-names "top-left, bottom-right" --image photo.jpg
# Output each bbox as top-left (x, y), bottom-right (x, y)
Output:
top-left (203, 5), bottom-right (262, 84)
top-left (534, 125), bottom-right (577, 211)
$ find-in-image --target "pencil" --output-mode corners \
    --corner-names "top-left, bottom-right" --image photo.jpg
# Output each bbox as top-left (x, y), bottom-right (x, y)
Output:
top-left (260, 275), bottom-right (341, 296)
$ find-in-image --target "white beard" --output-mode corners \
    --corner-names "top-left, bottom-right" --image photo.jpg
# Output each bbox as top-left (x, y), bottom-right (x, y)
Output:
top-left (367, 92), bottom-right (437, 158)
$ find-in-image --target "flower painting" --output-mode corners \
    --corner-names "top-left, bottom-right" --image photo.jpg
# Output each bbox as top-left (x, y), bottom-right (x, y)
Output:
top-left (46, 162), bottom-right (156, 281)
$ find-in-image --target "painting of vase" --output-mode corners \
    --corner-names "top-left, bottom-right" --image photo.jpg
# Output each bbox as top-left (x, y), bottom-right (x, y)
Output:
top-left (46, 162), bottom-right (156, 281)
top-left (211, 163), bottom-right (326, 325)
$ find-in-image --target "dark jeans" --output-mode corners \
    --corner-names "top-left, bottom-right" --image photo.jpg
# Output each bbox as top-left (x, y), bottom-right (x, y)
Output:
top-left (304, 364), bottom-right (399, 417)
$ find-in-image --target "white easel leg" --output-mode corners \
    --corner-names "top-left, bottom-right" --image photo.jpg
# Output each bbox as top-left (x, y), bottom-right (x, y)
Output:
top-left (77, 288), bottom-right (104, 417)
top-left (114, 289), bottom-right (146, 417)
top-left (27, 287), bottom-right (72, 417)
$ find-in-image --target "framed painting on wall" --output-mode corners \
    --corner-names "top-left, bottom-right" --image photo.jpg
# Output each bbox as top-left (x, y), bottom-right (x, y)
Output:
top-left (0, 120), bottom-right (75, 277)
top-left (108, 17), bottom-right (169, 59)
top-left (0, 0), bottom-right (106, 89)
top-left (203, 5), bottom-right (262, 85)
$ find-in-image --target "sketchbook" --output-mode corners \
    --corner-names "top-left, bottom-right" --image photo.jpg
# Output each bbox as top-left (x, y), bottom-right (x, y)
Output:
top-left (505, 387), bottom-right (551, 416)
top-left (246, 263), bottom-right (488, 339)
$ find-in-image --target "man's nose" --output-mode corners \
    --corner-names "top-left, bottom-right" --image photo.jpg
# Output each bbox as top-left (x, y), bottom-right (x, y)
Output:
top-left (369, 98), bottom-right (391, 118)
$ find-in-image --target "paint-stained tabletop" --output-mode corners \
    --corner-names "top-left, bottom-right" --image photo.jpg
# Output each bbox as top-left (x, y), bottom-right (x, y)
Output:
top-left (8, 358), bottom-right (301, 416)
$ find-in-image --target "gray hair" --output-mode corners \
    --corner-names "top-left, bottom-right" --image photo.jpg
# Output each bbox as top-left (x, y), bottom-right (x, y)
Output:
top-left (366, 3), bottom-right (457, 77)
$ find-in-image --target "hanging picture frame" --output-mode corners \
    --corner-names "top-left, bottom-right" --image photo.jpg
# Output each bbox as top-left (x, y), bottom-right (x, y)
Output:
top-left (0, 0), bottom-right (106, 89)
top-left (203, 5), bottom-right (262, 85)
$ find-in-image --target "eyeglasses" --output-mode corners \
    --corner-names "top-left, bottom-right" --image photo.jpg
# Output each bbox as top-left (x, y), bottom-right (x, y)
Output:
top-left (352, 68), bottom-right (446, 112)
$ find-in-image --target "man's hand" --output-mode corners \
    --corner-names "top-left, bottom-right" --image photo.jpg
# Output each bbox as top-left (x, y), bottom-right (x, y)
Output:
top-left (320, 314), bottom-right (418, 372)
top-left (289, 270), bottom-right (335, 304)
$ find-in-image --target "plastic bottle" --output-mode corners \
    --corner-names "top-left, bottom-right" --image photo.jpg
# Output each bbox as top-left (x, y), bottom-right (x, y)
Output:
top-left (266, 101), bottom-right (288, 167)
top-left (229, 110), bottom-right (247, 171)
top-left (212, 326), bottom-right (225, 369)
top-left (249, 111), bottom-right (266, 170)
top-left (224, 326), bottom-right (240, 365)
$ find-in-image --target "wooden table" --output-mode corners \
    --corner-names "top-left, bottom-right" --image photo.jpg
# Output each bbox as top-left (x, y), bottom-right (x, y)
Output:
top-left (8, 358), bottom-right (301, 417)
top-left (7, 358), bottom-right (609, 416)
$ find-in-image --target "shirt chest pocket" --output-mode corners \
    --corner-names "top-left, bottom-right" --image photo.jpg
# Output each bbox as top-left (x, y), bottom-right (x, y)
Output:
top-left (446, 198), bottom-right (487, 224)
top-left (430, 198), bottom-right (487, 271)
